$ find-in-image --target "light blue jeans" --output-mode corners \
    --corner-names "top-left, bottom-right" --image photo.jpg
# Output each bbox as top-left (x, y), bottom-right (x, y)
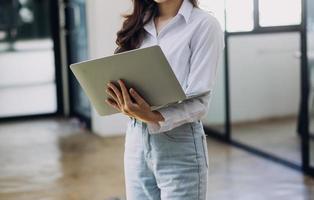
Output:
top-left (124, 117), bottom-right (209, 200)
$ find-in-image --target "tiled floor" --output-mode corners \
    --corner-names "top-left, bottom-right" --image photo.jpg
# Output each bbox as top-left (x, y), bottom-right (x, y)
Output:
top-left (1, 118), bottom-right (314, 200)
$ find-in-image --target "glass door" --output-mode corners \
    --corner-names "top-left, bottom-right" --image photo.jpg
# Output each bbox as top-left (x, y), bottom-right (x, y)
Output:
top-left (62, 0), bottom-right (91, 127)
top-left (0, 0), bottom-right (60, 118)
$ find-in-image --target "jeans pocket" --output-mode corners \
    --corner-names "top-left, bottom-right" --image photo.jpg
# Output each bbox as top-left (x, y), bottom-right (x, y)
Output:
top-left (162, 123), bottom-right (194, 142)
top-left (201, 134), bottom-right (209, 168)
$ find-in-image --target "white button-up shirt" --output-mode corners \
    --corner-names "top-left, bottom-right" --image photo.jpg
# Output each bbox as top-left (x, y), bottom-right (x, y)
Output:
top-left (139, 0), bottom-right (225, 134)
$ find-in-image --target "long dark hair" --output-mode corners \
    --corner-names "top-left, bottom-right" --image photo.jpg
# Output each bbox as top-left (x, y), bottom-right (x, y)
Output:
top-left (114, 0), bottom-right (198, 54)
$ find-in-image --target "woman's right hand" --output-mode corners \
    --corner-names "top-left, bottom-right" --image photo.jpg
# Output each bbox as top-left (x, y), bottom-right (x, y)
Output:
top-left (105, 79), bottom-right (164, 124)
top-left (105, 83), bottom-right (135, 119)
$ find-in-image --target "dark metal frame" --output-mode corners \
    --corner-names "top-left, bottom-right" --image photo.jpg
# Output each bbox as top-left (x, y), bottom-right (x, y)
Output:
top-left (300, 0), bottom-right (313, 175)
top-left (64, 0), bottom-right (92, 129)
top-left (0, 0), bottom-right (64, 123)
top-left (205, 0), bottom-right (314, 176)
top-left (51, 0), bottom-right (64, 116)
top-left (66, 42), bottom-right (92, 129)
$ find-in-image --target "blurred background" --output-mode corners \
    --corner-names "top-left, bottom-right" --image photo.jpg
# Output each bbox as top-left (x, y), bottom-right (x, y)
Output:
top-left (1, 0), bottom-right (314, 199)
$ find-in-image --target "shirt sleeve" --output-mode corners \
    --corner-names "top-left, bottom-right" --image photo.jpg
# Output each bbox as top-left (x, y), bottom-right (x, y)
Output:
top-left (146, 15), bottom-right (225, 134)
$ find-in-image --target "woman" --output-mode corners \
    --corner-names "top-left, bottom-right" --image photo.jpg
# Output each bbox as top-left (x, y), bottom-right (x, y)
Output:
top-left (105, 0), bottom-right (225, 199)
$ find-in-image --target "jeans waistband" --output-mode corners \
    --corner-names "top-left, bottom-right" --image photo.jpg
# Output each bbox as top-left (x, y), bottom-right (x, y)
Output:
top-left (130, 117), bottom-right (146, 127)
top-left (129, 117), bottom-right (202, 128)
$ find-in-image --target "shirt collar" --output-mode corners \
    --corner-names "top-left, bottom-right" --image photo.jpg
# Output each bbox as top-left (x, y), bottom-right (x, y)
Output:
top-left (178, 0), bottom-right (193, 23)
top-left (144, 0), bottom-right (193, 35)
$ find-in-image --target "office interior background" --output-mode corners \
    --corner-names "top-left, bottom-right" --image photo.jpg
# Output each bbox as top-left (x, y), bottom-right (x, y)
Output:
top-left (1, 0), bottom-right (314, 199)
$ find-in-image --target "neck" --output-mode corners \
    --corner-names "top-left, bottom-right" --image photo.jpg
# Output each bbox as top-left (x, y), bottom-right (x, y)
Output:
top-left (157, 0), bottom-right (183, 18)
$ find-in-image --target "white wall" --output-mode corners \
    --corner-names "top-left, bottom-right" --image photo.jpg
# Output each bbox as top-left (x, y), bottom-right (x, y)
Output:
top-left (87, 0), bottom-right (131, 136)
top-left (228, 32), bottom-right (301, 123)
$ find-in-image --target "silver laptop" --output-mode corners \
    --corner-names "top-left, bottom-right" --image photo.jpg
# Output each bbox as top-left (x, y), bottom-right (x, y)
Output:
top-left (70, 45), bottom-right (209, 116)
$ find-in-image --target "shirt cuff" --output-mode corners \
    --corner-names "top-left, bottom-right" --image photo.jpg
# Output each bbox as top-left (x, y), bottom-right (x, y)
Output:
top-left (146, 107), bottom-right (178, 134)
top-left (146, 94), bottom-right (210, 134)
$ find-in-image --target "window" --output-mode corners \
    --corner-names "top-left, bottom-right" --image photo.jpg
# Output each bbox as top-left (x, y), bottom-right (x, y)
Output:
top-left (259, 0), bottom-right (302, 27)
top-left (200, 0), bottom-right (255, 32)
top-left (199, 0), bottom-right (226, 31)
top-left (226, 0), bottom-right (254, 32)
top-left (200, 0), bottom-right (302, 33)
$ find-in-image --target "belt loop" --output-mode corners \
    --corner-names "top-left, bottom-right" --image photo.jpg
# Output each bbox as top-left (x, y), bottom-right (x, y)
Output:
top-left (133, 117), bottom-right (136, 127)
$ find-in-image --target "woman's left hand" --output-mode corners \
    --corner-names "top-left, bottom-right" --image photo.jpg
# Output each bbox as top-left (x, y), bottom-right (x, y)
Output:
top-left (105, 79), bottom-right (164, 124)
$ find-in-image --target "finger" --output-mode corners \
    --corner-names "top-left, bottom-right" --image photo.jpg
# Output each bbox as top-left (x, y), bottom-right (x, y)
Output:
top-left (107, 82), bottom-right (124, 106)
top-left (106, 87), bottom-right (120, 106)
top-left (118, 79), bottom-right (132, 106)
top-left (106, 98), bottom-right (121, 111)
top-left (129, 88), bottom-right (149, 106)
top-left (106, 98), bottom-right (134, 117)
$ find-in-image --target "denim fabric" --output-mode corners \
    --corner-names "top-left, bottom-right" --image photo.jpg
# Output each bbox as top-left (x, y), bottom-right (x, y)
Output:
top-left (124, 118), bottom-right (209, 200)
